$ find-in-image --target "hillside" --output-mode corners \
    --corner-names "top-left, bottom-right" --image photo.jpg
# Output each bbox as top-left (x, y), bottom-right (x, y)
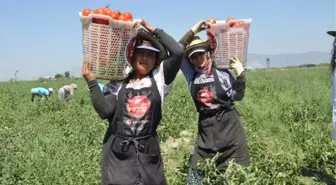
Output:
top-left (247, 51), bottom-right (330, 69)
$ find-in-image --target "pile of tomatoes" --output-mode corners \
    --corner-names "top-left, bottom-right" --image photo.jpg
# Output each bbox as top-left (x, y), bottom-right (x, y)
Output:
top-left (226, 17), bottom-right (244, 28)
top-left (82, 5), bottom-right (133, 25)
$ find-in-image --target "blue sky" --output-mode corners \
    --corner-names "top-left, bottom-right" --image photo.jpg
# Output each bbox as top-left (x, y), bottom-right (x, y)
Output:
top-left (0, 0), bottom-right (335, 81)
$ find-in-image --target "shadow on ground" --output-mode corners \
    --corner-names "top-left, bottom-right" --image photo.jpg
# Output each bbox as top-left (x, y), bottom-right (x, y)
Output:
top-left (301, 168), bottom-right (336, 185)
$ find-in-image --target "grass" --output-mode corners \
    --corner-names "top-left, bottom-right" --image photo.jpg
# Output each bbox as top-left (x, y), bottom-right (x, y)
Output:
top-left (0, 67), bottom-right (335, 185)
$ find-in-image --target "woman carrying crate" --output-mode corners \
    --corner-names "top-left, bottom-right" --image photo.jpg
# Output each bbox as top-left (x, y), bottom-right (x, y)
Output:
top-left (178, 20), bottom-right (250, 184)
top-left (327, 30), bottom-right (336, 141)
top-left (83, 19), bottom-right (183, 185)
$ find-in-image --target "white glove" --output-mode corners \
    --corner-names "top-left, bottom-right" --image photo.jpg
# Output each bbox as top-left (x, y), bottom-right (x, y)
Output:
top-left (124, 65), bottom-right (133, 76)
top-left (191, 20), bottom-right (206, 34)
top-left (230, 57), bottom-right (244, 76)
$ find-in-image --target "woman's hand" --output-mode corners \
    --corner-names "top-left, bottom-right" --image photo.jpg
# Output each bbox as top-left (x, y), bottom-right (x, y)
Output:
top-left (139, 19), bottom-right (156, 33)
top-left (82, 62), bottom-right (96, 82)
top-left (230, 57), bottom-right (244, 76)
top-left (191, 20), bottom-right (206, 34)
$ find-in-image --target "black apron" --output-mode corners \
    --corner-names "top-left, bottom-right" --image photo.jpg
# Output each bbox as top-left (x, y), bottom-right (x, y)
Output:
top-left (101, 72), bottom-right (167, 185)
top-left (190, 66), bottom-right (250, 171)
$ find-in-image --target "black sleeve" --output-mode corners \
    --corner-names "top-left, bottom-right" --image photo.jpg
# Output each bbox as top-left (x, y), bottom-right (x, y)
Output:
top-left (152, 28), bottom-right (183, 85)
top-left (236, 71), bottom-right (246, 91)
top-left (232, 71), bottom-right (246, 101)
top-left (88, 80), bottom-right (117, 119)
top-left (178, 30), bottom-right (195, 49)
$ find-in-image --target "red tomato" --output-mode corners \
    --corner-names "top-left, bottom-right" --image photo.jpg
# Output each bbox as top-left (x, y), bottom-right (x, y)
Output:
top-left (93, 8), bottom-right (109, 25)
top-left (120, 15), bottom-right (132, 22)
top-left (226, 17), bottom-right (234, 23)
top-left (206, 18), bottom-right (216, 29)
top-left (122, 12), bottom-right (133, 21)
top-left (119, 15), bottom-right (127, 21)
top-left (82, 8), bottom-right (93, 16)
top-left (208, 18), bottom-right (216, 24)
top-left (232, 21), bottom-right (243, 28)
top-left (114, 10), bottom-right (121, 16)
top-left (111, 11), bottom-right (120, 20)
top-left (94, 8), bottom-right (104, 15)
top-left (103, 8), bottom-right (113, 17)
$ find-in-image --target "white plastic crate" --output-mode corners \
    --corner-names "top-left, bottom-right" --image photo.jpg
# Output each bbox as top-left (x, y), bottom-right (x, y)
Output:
top-left (80, 13), bottom-right (140, 80)
top-left (206, 19), bottom-right (252, 69)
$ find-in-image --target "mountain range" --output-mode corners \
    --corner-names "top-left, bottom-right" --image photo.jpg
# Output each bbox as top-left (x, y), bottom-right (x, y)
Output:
top-left (246, 51), bottom-right (331, 69)
top-left (0, 51), bottom-right (332, 81)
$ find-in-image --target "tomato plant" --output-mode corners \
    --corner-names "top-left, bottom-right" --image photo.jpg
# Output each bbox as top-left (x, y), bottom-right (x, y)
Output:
top-left (0, 67), bottom-right (334, 185)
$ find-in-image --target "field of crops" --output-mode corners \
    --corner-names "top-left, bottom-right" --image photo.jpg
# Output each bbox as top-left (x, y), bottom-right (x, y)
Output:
top-left (0, 67), bottom-right (335, 185)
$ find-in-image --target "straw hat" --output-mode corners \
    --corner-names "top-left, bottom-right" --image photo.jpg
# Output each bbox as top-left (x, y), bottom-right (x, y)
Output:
top-left (71, 83), bottom-right (77, 89)
top-left (184, 36), bottom-right (209, 58)
top-left (327, 31), bottom-right (336, 37)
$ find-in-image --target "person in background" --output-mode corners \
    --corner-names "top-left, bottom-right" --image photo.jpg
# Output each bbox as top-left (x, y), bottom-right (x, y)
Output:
top-left (58, 83), bottom-right (77, 102)
top-left (30, 87), bottom-right (53, 102)
top-left (82, 19), bottom-right (183, 185)
top-left (178, 20), bottom-right (250, 184)
top-left (327, 30), bottom-right (336, 141)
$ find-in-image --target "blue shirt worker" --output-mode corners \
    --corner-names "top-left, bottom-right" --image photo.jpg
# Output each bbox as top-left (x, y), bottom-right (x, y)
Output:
top-left (30, 87), bottom-right (54, 102)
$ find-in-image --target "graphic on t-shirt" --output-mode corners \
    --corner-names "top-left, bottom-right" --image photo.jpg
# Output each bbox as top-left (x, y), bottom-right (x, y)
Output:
top-left (197, 88), bottom-right (214, 107)
top-left (126, 95), bottom-right (151, 118)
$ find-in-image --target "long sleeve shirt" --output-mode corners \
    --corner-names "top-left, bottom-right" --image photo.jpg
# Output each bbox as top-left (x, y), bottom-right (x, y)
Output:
top-left (88, 28), bottom-right (183, 120)
top-left (62, 85), bottom-right (75, 95)
top-left (178, 30), bottom-right (246, 101)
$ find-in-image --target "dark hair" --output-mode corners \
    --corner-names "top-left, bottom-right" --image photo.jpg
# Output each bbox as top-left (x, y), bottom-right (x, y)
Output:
top-left (331, 38), bottom-right (336, 73)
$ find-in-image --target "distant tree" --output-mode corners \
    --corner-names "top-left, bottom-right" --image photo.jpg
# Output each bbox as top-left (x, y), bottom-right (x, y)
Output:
top-left (39, 77), bottom-right (47, 82)
top-left (64, 71), bottom-right (70, 78)
top-left (55, 74), bottom-right (63, 79)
